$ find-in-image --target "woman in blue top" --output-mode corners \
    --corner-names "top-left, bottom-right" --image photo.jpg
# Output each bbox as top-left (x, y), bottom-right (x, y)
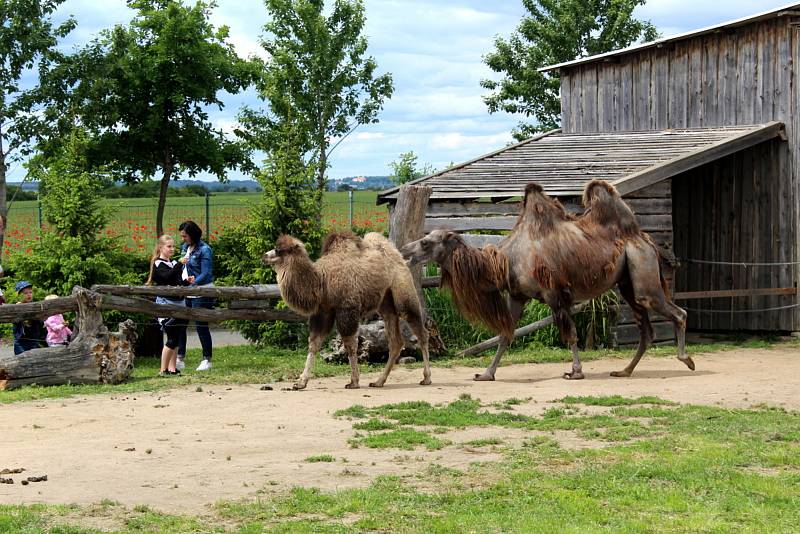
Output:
top-left (177, 220), bottom-right (215, 371)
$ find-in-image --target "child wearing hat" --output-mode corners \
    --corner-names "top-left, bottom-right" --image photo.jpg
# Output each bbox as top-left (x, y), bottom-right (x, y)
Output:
top-left (12, 280), bottom-right (46, 354)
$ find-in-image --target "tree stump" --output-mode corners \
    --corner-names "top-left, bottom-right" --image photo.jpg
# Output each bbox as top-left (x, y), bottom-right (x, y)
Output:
top-left (323, 318), bottom-right (446, 364)
top-left (0, 289), bottom-right (137, 390)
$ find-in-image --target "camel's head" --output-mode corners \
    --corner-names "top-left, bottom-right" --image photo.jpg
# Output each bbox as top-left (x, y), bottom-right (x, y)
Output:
top-left (262, 235), bottom-right (307, 268)
top-left (400, 229), bottom-right (461, 267)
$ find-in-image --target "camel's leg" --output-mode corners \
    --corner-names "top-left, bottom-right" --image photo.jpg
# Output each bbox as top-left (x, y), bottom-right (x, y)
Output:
top-left (649, 299), bottom-right (692, 370)
top-left (626, 238), bottom-right (693, 371)
top-left (405, 308), bottom-right (431, 386)
top-left (544, 291), bottom-right (584, 380)
top-left (294, 311), bottom-right (334, 390)
top-left (475, 296), bottom-right (527, 381)
top-left (612, 275), bottom-right (654, 377)
top-left (369, 310), bottom-right (404, 388)
top-left (336, 308), bottom-right (361, 389)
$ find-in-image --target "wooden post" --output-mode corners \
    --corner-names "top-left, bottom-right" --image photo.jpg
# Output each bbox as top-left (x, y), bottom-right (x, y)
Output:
top-left (389, 184), bottom-right (433, 311)
top-left (0, 288), bottom-right (136, 390)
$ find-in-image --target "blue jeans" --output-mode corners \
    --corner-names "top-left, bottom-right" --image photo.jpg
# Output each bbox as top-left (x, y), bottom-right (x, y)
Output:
top-left (178, 297), bottom-right (213, 361)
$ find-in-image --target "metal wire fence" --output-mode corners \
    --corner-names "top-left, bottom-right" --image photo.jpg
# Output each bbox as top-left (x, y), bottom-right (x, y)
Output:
top-left (3, 191), bottom-right (389, 259)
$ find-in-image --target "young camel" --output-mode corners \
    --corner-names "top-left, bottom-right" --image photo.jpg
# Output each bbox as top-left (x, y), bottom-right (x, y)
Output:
top-left (401, 180), bottom-right (692, 381)
top-left (263, 231), bottom-right (431, 390)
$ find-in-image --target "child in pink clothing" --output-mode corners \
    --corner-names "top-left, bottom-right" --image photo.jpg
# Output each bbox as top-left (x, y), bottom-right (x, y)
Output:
top-left (44, 294), bottom-right (72, 346)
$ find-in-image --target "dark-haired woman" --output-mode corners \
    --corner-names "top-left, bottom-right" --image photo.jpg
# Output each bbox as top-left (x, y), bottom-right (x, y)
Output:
top-left (177, 220), bottom-right (215, 371)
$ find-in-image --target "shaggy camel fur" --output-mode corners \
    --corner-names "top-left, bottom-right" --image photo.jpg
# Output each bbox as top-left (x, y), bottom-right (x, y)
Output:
top-left (263, 231), bottom-right (431, 390)
top-left (401, 179), bottom-right (691, 381)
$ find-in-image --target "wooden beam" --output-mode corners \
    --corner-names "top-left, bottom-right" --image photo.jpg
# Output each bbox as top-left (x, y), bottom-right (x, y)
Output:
top-left (389, 184), bottom-right (433, 314)
top-left (96, 293), bottom-right (305, 323)
top-left (0, 296), bottom-right (78, 322)
top-left (458, 303), bottom-right (587, 357)
top-left (614, 122), bottom-right (785, 195)
top-left (91, 284), bottom-right (282, 299)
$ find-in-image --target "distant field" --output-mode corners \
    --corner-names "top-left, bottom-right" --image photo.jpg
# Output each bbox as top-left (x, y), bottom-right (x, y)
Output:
top-left (3, 190), bottom-right (388, 260)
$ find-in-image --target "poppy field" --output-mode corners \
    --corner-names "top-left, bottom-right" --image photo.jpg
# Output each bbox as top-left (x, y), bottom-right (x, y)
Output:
top-left (2, 191), bottom-right (389, 261)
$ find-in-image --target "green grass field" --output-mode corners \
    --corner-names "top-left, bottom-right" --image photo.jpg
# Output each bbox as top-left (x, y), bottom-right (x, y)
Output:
top-left (1, 340), bottom-right (798, 532)
top-left (3, 191), bottom-right (388, 259)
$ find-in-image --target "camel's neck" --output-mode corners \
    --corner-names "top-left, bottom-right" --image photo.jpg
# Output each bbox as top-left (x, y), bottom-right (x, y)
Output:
top-left (440, 242), bottom-right (514, 338)
top-left (276, 254), bottom-right (322, 316)
top-left (443, 243), bottom-right (509, 291)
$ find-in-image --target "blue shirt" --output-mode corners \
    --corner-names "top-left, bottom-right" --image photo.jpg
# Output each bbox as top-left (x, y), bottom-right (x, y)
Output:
top-left (180, 240), bottom-right (214, 286)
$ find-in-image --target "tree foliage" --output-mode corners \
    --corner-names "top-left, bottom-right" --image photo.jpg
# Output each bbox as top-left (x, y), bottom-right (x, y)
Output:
top-left (240, 0), bottom-right (394, 195)
top-left (389, 151), bottom-right (435, 185)
top-left (11, 131), bottom-right (143, 295)
top-left (0, 0), bottom-right (75, 257)
top-left (50, 0), bottom-right (257, 236)
top-left (216, 121), bottom-right (324, 346)
top-left (482, 0), bottom-right (659, 139)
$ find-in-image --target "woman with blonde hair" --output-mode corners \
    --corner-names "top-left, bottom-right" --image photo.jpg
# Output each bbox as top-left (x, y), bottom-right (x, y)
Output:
top-left (148, 235), bottom-right (194, 376)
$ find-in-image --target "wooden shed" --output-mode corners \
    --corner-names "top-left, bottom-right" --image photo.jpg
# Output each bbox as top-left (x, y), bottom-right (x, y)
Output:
top-left (379, 4), bottom-right (800, 341)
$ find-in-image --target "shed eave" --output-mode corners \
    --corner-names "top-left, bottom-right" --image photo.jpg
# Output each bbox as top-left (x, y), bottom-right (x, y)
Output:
top-left (377, 123), bottom-right (786, 204)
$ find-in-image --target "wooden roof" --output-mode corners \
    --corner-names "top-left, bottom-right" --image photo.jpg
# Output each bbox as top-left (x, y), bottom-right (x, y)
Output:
top-left (540, 3), bottom-right (800, 73)
top-left (377, 122), bottom-right (785, 204)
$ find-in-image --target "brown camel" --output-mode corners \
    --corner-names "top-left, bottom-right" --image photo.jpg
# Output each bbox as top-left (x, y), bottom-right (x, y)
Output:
top-left (400, 179), bottom-right (692, 381)
top-left (263, 231), bottom-right (431, 390)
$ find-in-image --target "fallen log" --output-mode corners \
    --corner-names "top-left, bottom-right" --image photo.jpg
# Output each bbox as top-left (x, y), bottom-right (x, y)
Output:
top-left (457, 303), bottom-right (587, 357)
top-left (323, 317), bottom-right (447, 364)
top-left (0, 289), bottom-right (136, 391)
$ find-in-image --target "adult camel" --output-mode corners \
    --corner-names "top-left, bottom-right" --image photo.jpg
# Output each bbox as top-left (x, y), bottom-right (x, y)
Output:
top-left (400, 180), bottom-right (693, 381)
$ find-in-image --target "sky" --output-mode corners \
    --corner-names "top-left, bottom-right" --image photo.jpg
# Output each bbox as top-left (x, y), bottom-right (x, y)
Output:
top-left (11, 0), bottom-right (796, 183)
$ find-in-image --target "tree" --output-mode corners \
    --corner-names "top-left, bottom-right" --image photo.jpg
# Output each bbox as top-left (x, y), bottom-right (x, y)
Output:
top-left (0, 0), bottom-right (75, 258)
top-left (240, 0), bottom-right (394, 196)
top-left (215, 120), bottom-right (324, 346)
top-left (53, 0), bottom-right (257, 236)
top-left (12, 130), bottom-right (141, 295)
top-left (389, 151), bottom-right (435, 185)
top-left (482, 0), bottom-right (659, 140)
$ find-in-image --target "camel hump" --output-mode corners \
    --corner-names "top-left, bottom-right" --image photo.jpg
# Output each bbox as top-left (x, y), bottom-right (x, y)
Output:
top-left (321, 231), bottom-right (365, 255)
top-left (363, 232), bottom-right (407, 264)
top-left (582, 180), bottom-right (640, 236)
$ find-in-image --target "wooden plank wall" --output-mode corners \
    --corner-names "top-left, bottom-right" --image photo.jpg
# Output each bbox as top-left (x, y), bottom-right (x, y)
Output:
top-left (672, 143), bottom-right (796, 331)
top-left (425, 182), bottom-right (675, 346)
top-left (560, 17), bottom-right (799, 331)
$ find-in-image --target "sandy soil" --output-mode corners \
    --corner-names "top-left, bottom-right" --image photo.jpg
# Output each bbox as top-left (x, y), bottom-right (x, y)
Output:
top-left (1, 346), bottom-right (798, 513)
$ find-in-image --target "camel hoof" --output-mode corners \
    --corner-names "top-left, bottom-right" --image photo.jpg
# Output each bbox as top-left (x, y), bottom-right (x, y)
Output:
top-left (292, 382), bottom-right (307, 390)
top-left (563, 371), bottom-right (584, 380)
top-left (368, 382), bottom-right (384, 388)
top-left (345, 382), bottom-right (360, 389)
top-left (473, 373), bottom-right (495, 382)
top-left (679, 356), bottom-right (695, 371)
top-left (419, 378), bottom-right (432, 386)
top-left (610, 370), bottom-right (631, 378)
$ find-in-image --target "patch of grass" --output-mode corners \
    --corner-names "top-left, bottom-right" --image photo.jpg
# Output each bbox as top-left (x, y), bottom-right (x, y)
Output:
top-left (5, 399), bottom-right (800, 532)
top-left (351, 418), bottom-right (397, 431)
top-left (305, 455), bottom-right (335, 463)
top-left (464, 437), bottom-right (504, 447)
top-left (559, 395), bottom-right (677, 406)
top-left (353, 428), bottom-right (447, 451)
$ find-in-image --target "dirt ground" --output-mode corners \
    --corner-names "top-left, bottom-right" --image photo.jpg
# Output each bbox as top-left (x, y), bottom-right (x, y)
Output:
top-left (1, 346), bottom-right (798, 514)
